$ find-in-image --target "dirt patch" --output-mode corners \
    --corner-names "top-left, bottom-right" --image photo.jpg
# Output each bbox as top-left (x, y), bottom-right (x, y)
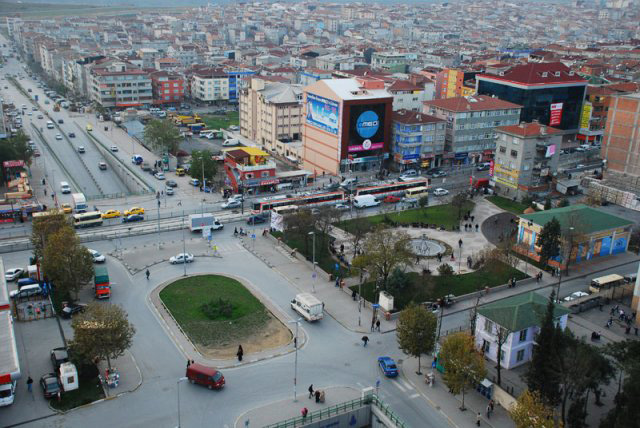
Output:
top-left (196, 316), bottom-right (292, 359)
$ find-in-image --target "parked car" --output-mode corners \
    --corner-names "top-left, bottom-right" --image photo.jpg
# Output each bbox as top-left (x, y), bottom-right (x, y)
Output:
top-left (61, 303), bottom-right (87, 319)
top-left (50, 348), bottom-right (69, 371)
top-left (4, 268), bottom-right (23, 281)
top-left (189, 178), bottom-right (200, 187)
top-left (102, 209), bottom-right (121, 219)
top-left (221, 200), bottom-right (241, 209)
top-left (40, 374), bottom-right (61, 399)
top-left (87, 249), bottom-right (105, 263)
top-left (378, 356), bottom-right (398, 377)
top-left (170, 253), bottom-right (194, 264)
top-left (433, 188), bottom-right (449, 196)
top-left (335, 203), bottom-right (350, 211)
top-left (122, 214), bottom-right (144, 223)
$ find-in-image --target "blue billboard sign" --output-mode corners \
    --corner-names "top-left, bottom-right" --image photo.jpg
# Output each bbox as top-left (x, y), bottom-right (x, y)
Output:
top-left (356, 111), bottom-right (380, 139)
top-left (306, 93), bottom-right (339, 135)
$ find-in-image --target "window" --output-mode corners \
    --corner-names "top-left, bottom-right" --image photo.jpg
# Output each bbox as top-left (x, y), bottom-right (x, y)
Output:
top-left (484, 319), bottom-right (494, 333)
top-left (516, 349), bottom-right (525, 362)
top-left (519, 329), bottom-right (527, 342)
top-left (511, 150), bottom-right (518, 157)
top-left (482, 340), bottom-right (490, 353)
top-left (499, 146), bottom-right (506, 153)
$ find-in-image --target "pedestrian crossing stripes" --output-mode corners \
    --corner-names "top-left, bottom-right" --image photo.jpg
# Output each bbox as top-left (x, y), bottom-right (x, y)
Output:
top-left (399, 379), bottom-right (413, 391)
top-left (409, 393), bottom-right (420, 399)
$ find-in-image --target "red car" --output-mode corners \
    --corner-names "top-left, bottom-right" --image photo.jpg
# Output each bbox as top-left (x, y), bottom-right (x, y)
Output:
top-left (383, 195), bottom-right (401, 203)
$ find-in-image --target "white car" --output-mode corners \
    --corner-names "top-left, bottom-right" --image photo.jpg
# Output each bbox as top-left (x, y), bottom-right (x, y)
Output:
top-left (399, 170), bottom-right (418, 181)
top-left (87, 249), bottom-right (106, 263)
top-left (154, 172), bottom-right (165, 180)
top-left (110, 145), bottom-right (119, 152)
top-left (5, 268), bottom-right (24, 281)
top-left (221, 200), bottom-right (241, 209)
top-left (55, 134), bottom-right (63, 140)
top-left (563, 291), bottom-right (590, 302)
top-left (228, 194), bottom-right (244, 202)
top-left (170, 253), bottom-right (194, 264)
top-left (335, 203), bottom-right (350, 211)
top-left (433, 188), bottom-right (449, 196)
top-left (166, 187), bottom-right (174, 196)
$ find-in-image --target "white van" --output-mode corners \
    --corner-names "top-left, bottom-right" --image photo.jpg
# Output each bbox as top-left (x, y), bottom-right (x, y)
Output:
top-left (291, 293), bottom-right (324, 322)
top-left (46, 120), bottom-right (54, 129)
top-left (276, 182), bottom-right (293, 191)
top-left (353, 194), bottom-right (380, 209)
top-left (340, 177), bottom-right (357, 188)
top-left (222, 139), bottom-right (240, 147)
top-left (60, 181), bottom-right (71, 194)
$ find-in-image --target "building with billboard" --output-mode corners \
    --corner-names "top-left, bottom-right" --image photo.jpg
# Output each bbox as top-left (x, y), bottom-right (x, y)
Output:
top-left (492, 122), bottom-right (562, 198)
top-left (476, 62), bottom-right (587, 133)
top-left (302, 78), bottom-right (393, 175)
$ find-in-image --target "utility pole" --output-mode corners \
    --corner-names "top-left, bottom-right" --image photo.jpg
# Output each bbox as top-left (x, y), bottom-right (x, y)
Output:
top-left (182, 210), bottom-right (187, 277)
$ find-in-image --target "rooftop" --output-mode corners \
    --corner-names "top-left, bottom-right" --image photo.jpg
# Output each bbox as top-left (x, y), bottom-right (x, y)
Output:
top-left (311, 78), bottom-right (392, 101)
top-left (424, 95), bottom-right (522, 112)
top-left (478, 291), bottom-right (570, 332)
top-left (393, 109), bottom-right (444, 125)
top-left (477, 62), bottom-right (587, 86)
top-left (520, 204), bottom-right (633, 235)
top-left (496, 122), bottom-right (561, 137)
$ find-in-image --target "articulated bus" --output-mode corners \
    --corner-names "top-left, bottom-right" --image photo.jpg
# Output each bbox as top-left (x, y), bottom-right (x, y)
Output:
top-left (272, 205), bottom-right (299, 215)
top-left (252, 191), bottom-right (346, 213)
top-left (354, 179), bottom-right (429, 198)
top-left (72, 211), bottom-right (104, 229)
top-left (589, 274), bottom-right (625, 294)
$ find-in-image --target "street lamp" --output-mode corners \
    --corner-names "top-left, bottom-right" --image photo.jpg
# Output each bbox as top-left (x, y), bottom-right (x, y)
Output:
top-left (358, 268), bottom-right (366, 327)
top-left (157, 199), bottom-right (161, 250)
top-left (182, 210), bottom-right (187, 277)
top-left (288, 318), bottom-right (302, 402)
top-left (176, 376), bottom-right (188, 428)
top-left (308, 231), bottom-right (316, 293)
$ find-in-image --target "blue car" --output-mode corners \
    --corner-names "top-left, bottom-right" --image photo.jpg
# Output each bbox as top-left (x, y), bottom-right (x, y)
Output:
top-left (122, 214), bottom-right (144, 223)
top-left (378, 356), bottom-right (398, 377)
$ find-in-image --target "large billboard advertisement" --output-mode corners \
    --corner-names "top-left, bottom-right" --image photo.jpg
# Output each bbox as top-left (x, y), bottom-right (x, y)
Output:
top-left (348, 103), bottom-right (386, 153)
top-left (579, 102), bottom-right (592, 132)
top-left (550, 102), bottom-right (563, 126)
top-left (306, 93), bottom-right (339, 135)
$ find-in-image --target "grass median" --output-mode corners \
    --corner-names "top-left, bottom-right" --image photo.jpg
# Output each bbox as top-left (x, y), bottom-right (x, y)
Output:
top-left (487, 195), bottom-right (530, 214)
top-left (50, 377), bottom-right (104, 412)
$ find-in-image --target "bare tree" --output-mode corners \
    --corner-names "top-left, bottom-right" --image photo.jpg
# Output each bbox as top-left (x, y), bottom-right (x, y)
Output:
top-left (348, 212), bottom-right (369, 258)
top-left (562, 213), bottom-right (587, 275)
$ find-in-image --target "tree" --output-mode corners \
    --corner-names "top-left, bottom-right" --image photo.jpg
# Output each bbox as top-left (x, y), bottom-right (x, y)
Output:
top-left (347, 214), bottom-right (369, 258)
top-left (314, 205), bottom-right (342, 248)
top-left (352, 226), bottom-right (414, 290)
top-left (143, 118), bottom-right (181, 154)
top-left (557, 198), bottom-right (570, 208)
top-left (536, 217), bottom-right (561, 267)
top-left (439, 332), bottom-right (486, 410)
top-left (450, 191), bottom-right (469, 223)
top-left (544, 198), bottom-right (552, 210)
top-left (41, 227), bottom-right (95, 299)
top-left (601, 340), bottom-right (640, 428)
top-left (284, 209), bottom-right (315, 255)
top-left (0, 131), bottom-right (33, 183)
top-left (30, 210), bottom-right (69, 261)
top-left (509, 390), bottom-right (561, 428)
top-left (526, 291), bottom-right (562, 406)
top-left (70, 303), bottom-right (136, 370)
top-left (189, 149), bottom-right (218, 185)
top-left (396, 303), bottom-right (437, 374)
top-left (418, 195), bottom-right (429, 217)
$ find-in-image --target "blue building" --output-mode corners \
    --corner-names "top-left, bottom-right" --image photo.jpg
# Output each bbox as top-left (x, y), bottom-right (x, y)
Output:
top-left (391, 109), bottom-right (446, 170)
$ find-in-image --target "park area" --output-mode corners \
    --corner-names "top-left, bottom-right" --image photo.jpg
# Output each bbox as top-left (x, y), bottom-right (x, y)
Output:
top-left (201, 111), bottom-right (239, 130)
top-left (486, 195), bottom-right (530, 214)
top-left (339, 201), bottom-right (475, 234)
top-left (159, 275), bottom-right (291, 358)
top-left (351, 262), bottom-right (527, 311)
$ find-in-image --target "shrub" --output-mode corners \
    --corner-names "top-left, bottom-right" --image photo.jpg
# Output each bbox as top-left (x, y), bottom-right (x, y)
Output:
top-left (437, 264), bottom-right (454, 276)
top-left (388, 268), bottom-right (411, 292)
top-left (201, 298), bottom-right (234, 319)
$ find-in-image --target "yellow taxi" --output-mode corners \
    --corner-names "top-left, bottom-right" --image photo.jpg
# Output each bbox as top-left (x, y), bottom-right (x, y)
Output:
top-left (61, 203), bottom-right (72, 214)
top-left (86, 124), bottom-right (93, 131)
top-left (124, 207), bottom-right (145, 216)
top-left (102, 209), bottom-right (121, 219)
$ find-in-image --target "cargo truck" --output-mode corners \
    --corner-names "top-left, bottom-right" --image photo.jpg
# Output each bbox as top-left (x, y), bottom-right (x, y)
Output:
top-left (71, 193), bottom-right (87, 213)
top-left (189, 213), bottom-right (223, 232)
top-left (94, 266), bottom-right (110, 299)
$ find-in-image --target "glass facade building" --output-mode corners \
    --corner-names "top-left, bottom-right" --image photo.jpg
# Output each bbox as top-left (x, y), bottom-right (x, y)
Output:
top-left (477, 81), bottom-right (586, 131)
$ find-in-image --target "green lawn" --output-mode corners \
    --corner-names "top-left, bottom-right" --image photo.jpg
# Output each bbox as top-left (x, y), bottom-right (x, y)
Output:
top-left (201, 112), bottom-right (240, 130)
top-left (50, 377), bottom-right (104, 412)
top-left (487, 195), bottom-right (530, 214)
top-left (351, 262), bottom-right (527, 311)
top-left (339, 201), bottom-right (475, 234)
top-left (272, 230), bottom-right (349, 277)
top-left (159, 275), bottom-right (269, 346)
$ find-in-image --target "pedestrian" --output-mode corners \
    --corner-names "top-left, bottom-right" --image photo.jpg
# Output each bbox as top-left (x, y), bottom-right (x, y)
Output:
top-left (340, 244), bottom-right (344, 254)
top-left (476, 412), bottom-right (481, 426)
top-left (489, 399), bottom-right (494, 415)
top-left (376, 319), bottom-right (381, 332)
top-left (51, 192), bottom-right (55, 200)
top-left (27, 376), bottom-right (33, 393)
top-left (362, 336), bottom-right (369, 347)
top-left (471, 215), bottom-right (475, 223)
top-left (458, 239), bottom-right (463, 248)
top-left (301, 407), bottom-right (308, 419)
top-left (625, 326), bottom-right (631, 334)
top-left (44, 188), bottom-right (47, 196)
top-left (187, 359), bottom-right (191, 368)
top-left (308, 384), bottom-right (314, 399)
top-left (486, 404), bottom-right (491, 419)
top-left (371, 318), bottom-right (376, 332)
top-left (315, 389), bottom-right (321, 403)
top-left (352, 289), bottom-right (357, 301)
top-left (146, 269), bottom-right (150, 280)
top-left (178, 200), bottom-right (182, 206)
top-left (475, 224), bottom-right (479, 232)
top-left (237, 345), bottom-right (244, 362)
top-left (610, 307), bottom-right (615, 316)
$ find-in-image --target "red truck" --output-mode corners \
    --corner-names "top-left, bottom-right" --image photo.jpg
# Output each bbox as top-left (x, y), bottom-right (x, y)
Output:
top-left (94, 266), bottom-right (110, 299)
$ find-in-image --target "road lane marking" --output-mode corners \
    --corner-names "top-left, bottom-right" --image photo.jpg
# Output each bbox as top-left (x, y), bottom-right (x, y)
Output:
top-left (409, 393), bottom-right (420, 399)
top-left (400, 379), bottom-right (413, 390)
top-left (393, 381), bottom-right (406, 392)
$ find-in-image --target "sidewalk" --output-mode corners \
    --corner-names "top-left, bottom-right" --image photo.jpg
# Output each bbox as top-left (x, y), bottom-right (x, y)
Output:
top-left (234, 386), bottom-right (361, 428)
top-left (96, 350), bottom-right (143, 399)
top-left (401, 356), bottom-right (515, 428)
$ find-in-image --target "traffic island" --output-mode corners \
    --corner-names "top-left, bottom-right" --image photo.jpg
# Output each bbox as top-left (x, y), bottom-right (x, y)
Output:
top-left (49, 376), bottom-right (104, 412)
top-left (158, 274), bottom-right (292, 360)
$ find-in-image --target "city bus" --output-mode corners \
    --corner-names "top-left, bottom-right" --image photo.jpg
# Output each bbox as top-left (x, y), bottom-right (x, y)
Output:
top-left (272, 205), bottom-right (299, 215)
top-left (589, 274), bottom-right (625, 293)
top-left (252, 191), bottom-right (346, 213)
top-left (405, 186), bottom-right (430, 199)
top-left (354, 179), bottom-right (429, 198)
top-left (32, 209), bottom-right (64, 219)
top-left (72, 211), bottom-right (104, 229)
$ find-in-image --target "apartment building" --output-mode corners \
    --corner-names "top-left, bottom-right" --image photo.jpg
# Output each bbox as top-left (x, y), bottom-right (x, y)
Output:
top-left (423, 96), bottom-right (522, 165)
top-left (371, 52), bottom-right (413, 73)
top-left (240, 78), bottom-right (303, 154)
top-left (434, 68), bottom-right (477, 99)
top-left (89, 59), bottom-right (152, 108)
top-left (493, 122), bottom-right (562, 198)
top-left (387, 80), bottom-right (432, 112)
top-left (392, 109), bottom-right (446, 170)
top-left (602, 92), bottom-right (640, 177)
top-left (189, 67), bottom-right (230, 102)
top-left (150, 71), bottom-right (185, 105)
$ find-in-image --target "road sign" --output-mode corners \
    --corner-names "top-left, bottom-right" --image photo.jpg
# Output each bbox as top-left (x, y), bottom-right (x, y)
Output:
top-left (251, 234), bottom-right (256, 240)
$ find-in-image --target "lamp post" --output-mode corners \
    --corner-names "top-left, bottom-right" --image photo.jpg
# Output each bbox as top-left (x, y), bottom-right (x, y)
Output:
top-left (308, 231), bottom-right (316, 293)
top-left (182, 210), bottom-right (187, 277)
top-left (176, 376), bottom-right (188, 428)
top-left (157, 199), bottom-right (161, 250)
top-left (288, 318), bottom-right (302, 402)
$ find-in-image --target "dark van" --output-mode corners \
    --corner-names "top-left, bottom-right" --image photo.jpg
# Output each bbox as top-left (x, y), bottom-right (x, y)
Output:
top-left (17, 278), bottom-right (38, 289)
top-left (186, 363), bottom-right (225, 390)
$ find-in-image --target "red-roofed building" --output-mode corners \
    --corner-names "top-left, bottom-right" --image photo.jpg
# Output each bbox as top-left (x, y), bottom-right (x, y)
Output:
top-left (423, 96), bottom-right (522, 165)
top-left (476, 62), bottom-right (588, 132)
top-left (493, 122), bottom-right (562, 198)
